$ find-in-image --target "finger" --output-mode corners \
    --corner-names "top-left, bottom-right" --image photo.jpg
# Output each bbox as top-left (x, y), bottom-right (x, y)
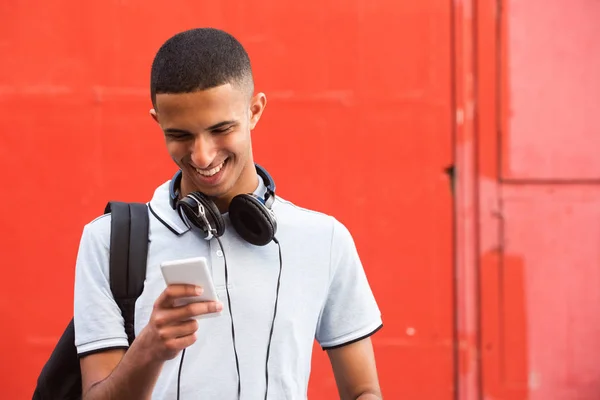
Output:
top-left (157, 319), bottom-right (199, 341)
top-left (164, 333), bottom-right (198, 353)
top-left (186, 301), bottom-right (223, 317)
top-left (172, 301), bottom-right (223, 320)
top-left (152, 301), bottom-right (223, 327)
top-left (155, 284), bottom-right (203, 308)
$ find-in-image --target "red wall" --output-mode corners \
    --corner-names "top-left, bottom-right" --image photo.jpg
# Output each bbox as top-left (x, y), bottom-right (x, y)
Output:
top-left (0, 1), bottom-right (455, 399)
top-left (7, 1), bottom-right (599, 400)
top-left (7, 1), bottom-right (599, 399)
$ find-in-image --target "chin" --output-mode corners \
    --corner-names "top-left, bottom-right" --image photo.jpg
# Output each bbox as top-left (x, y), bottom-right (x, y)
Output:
top-left (193, 176), bottom-right (232, 196)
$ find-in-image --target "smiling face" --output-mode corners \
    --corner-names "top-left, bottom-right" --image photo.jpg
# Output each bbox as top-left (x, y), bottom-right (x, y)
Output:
top-left (151, 83), bottom-right (267, 211)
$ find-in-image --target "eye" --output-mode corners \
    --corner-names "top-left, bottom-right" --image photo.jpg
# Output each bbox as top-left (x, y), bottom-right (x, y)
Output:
top-left (212, 126), bottom-right (234, 135)
top-left (166, 133), bottom-right (192, 141)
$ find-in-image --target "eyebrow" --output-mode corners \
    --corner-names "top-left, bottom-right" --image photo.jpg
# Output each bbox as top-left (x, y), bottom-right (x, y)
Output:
top-left (206, 120), bottom-right (237, 131)
top-left (164, 120), bottom-right (238, 135)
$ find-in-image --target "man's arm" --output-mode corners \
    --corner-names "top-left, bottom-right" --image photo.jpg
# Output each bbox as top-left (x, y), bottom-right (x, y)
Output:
top-left (327, 337), bottom-right (382, 400)
top-left (317, 218), bottom-right (383, 399)
top-left (80, 346), bottom-right (163, 400)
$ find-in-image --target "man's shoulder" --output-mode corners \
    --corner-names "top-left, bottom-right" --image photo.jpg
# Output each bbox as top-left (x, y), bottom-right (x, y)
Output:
top-left (84, 211), bottom-right (112, 233)
top-left (81, 198), bottom-right (151, 242)
top-left (274, 196), bottom-right (334, 224)
top-left (273, 196), bottom-right (353, 241)
top-left (83, 179), bottom-right (165, 236)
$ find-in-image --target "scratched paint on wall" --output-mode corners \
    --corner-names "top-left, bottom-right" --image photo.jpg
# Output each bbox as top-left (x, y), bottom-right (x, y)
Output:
top-left (504, 0), bottom-right (600, 180)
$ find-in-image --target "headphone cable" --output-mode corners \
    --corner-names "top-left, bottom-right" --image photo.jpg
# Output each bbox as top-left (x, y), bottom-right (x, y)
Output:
top-left (175, 236), bottom-right (282, 400)
top-left (216, 236), bottom-right (242, 399)
top-left (264, 237), bottom-right (283, 400)
top-left (177, 348), bottom-right (186, 400)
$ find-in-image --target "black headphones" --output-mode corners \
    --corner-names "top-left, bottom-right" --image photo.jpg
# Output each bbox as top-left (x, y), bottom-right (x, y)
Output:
top-left (169, 163), bottom-right (277, 246)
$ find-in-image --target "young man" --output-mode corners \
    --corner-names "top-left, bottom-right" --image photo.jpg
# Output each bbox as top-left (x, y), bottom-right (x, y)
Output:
top-left (74, 28), bottom-right (383, 399)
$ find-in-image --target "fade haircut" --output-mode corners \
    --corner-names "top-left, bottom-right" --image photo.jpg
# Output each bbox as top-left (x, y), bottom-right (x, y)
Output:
top-left (150, 28), bottom-right (254, 107)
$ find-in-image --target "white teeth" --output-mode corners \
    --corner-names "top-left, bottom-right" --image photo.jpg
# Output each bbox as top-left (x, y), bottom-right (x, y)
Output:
top-left (196, 162), bottom-right (224, 177)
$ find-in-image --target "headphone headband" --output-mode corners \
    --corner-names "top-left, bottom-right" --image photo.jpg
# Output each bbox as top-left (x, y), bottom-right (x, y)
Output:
top-left (169, 163), bottom-right (276, 210)
top-left (169, 169), bottom-right (183, 210)
top-left (255, 163), bottom-right (276, 208)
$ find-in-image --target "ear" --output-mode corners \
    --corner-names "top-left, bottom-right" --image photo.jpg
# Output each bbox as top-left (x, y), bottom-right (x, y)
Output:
top-left (249, 93), bottom-right (267, 130)
top-left (149, 108), bottom-right (159, 123)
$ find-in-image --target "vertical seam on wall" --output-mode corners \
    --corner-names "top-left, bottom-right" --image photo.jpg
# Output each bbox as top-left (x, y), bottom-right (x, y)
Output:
top-left (449, 0), bottom-right (460, 398)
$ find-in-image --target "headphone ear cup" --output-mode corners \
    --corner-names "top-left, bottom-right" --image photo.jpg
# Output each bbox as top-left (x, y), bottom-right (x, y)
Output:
top-left (177, 192), bottom-right (226, 238)
top-left (229, 194), bottom-right (277, 246)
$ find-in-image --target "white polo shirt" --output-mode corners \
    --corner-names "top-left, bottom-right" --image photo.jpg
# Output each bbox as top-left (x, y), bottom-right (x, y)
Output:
top-left (73, 175), bottom-right (382, 399)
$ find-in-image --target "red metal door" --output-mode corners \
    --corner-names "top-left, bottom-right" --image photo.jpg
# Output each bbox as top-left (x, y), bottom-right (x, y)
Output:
top-left (475, 0), bottom-right (600, 399)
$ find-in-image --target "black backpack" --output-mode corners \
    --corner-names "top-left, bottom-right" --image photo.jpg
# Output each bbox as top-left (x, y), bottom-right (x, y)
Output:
top-left (32, 202), bottom-right (150, 400)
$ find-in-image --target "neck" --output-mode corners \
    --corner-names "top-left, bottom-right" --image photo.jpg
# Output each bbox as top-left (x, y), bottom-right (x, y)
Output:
top-left (206, 163), bottom-right (259, 213)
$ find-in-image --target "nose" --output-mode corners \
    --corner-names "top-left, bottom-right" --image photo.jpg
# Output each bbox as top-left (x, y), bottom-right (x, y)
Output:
top-left (190, 134), bottom-right (217, 169)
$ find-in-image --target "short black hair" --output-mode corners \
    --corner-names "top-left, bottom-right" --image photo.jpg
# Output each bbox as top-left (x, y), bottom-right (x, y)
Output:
top-left (150, 28), bottom-right (253, 106)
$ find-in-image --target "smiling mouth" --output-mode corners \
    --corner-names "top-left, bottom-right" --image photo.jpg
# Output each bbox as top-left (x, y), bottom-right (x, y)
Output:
top-left (195, 159), bottom-right (227, 177)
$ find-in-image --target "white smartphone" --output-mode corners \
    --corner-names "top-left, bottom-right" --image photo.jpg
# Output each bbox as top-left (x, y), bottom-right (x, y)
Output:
top-left (160, 256), bottom-right (222, 319)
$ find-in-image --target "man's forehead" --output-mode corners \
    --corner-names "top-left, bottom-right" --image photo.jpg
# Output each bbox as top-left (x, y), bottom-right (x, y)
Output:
top-left (155, 85), bottom-right (248, 112)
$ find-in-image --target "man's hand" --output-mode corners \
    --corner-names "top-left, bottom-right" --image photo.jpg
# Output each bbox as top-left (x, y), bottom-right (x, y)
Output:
top-left (139, 284), bottom-right (223, 361)
top-left (81, 284), bottom-right (222, 399)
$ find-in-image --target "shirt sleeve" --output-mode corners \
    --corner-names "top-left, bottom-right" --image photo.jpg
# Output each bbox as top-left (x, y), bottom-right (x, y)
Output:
top-left (73, 215), bottom-right (129, 357)
top-left (315, 218), bottom-right (383, 350)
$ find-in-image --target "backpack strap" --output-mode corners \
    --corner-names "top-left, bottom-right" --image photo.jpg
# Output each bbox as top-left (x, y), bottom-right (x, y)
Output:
top-left (104, 201), bottom-right (150, 346)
